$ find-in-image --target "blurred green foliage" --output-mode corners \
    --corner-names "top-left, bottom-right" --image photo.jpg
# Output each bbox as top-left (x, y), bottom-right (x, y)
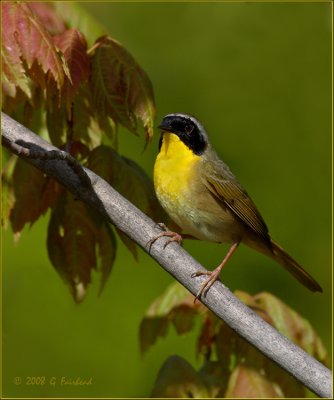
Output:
top-left (3, 2), bottom-right (331, 398)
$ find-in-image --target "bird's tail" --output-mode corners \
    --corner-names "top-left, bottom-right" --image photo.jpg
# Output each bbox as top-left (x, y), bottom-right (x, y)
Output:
top-left (269, 240), bottom-right (322, 292)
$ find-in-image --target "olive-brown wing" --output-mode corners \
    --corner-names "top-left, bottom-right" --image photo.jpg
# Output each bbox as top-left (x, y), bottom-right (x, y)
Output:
top-left (202, 161), bottom-right (270, 243)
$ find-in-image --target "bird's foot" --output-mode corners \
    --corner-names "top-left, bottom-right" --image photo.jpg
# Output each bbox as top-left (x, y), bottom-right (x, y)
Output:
top-left (191, 242), bottom-right (240, 302)
top-left (147, 223), bottom-right (183, 253)
top-left (191, 268), bottom-right (222, 302)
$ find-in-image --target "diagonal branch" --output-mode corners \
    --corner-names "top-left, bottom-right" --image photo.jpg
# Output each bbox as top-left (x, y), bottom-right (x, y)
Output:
top-left (1, 112), bottom-right (332, 398)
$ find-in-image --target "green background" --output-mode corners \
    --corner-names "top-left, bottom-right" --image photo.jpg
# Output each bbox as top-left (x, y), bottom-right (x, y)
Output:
top-left (2, 2), bottom-right (332, 398)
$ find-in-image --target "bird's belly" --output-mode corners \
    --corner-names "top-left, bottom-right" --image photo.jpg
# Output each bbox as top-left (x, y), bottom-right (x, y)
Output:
top-left (154, 155), bottom-right (242, 243)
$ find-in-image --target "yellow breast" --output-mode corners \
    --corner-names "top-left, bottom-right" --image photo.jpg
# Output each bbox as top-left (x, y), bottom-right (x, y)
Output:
top-left (154, 133), bottom-right (201, 222)
top-left (153, 132), bottom-right (243, 243)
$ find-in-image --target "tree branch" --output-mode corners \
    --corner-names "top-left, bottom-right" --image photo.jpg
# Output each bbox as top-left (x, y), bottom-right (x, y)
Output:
top-left (1, 112), bottom-right (332, 398)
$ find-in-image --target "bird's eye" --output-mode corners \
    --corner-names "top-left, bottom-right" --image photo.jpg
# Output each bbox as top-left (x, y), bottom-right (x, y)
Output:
top-left (185, 124), bottom-right (194, 134)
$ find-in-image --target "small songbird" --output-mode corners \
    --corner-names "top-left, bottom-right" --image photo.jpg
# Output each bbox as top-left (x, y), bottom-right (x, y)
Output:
top-left (152, 113), bottom-right (322, 299)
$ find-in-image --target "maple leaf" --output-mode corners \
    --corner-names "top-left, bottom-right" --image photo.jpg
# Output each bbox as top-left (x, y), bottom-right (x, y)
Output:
top-left (47, 193), bottom-right (116, 302)
top-left (54, 29), bottom-right (90, 106)
top-left (89, 36), bottom-right (156, 142)
top-left (1, 2), bottom-right (70, 94)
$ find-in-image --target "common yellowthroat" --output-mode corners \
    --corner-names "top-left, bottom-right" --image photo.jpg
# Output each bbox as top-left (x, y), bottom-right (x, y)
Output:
top-left (153, 113), bottom-right (322, 299)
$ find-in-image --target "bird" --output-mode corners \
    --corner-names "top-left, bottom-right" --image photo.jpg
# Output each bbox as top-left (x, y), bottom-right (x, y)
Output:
top-left (152, 113), bottom-right (322, 300)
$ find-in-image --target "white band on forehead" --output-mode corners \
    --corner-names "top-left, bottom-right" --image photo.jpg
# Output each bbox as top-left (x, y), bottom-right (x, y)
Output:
top-left (163, 113), bottom-right (208, 140)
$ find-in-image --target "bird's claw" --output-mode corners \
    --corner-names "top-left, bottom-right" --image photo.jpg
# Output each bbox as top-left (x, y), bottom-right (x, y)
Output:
top-left (191, 271), bottom-right (211, 278)
top-left (191, 270), bottom-right (221, 303)
top-left (146, 225), bottom-right (183, 253)
top-left (155, 222), bottom-right (168, 231)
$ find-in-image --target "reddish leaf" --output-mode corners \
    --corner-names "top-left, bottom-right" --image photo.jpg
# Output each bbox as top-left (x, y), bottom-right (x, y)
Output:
top-left (214, 291), bottom-right (325, 398)
top-left (1, 3), bottom-right (20, 63)
top-left (97, 221), bottom-right (117, 295)
top-left (69, 141), bottom-right (90, 161)
top-left (196, 314), bottom-right (217, 359)
top-left (47, 194), bottom-right (96, 302)
top-left (225, 365), bottom-right (283, 398)
top-left (20, 91), bottom-right (45, 134)
top-left (46, 95), bottom-right (66, 147)
top-left (71, 87), bottom-right (95, 147)
top-left (90, 35), bottom-right (156, 141)
top-left (235, 290), bottom-right (274, 325)
top-left (10, 159), bottom-right (61, 235)
top-left (52, 2), bottom-right (105, 47)
top-left (2, 2), bottom-right (69, 92)
top-left (92, 114), bottom-right (117, 147)
top-left (115, 227), bottom-right (138, 261)
top-left (72, 85), bottom-right (109, 150)
top-left (151, 355), bottom-right (209, 398)
top-left (215, 322), bottom-right (240, 374)
top-left (47, 193), bottom-right (116, 302)
top-left (1, 44), bottom-right (32, 100)
top-left (139, 282), bottom-right (204, 354)
top-left (145, 288), bottom-right (325, 398)
top-left (1, 155), bottom-right (16, 229)
top-left (46, 84), bottom-right (86, 148)
top-left (171, 304), bottom-right (199, 335)
top-left (46, 84), bottom-right (107, 150)
top-left (88, 145), bottom-right (167, 223)
top-left (28, 2), bottom-right (66, 35)
top-left (216, 324), bottom-right (303, 398)
top-left (87, 145), bottom-right (113, 181)
top-left (199, 361), bottom-right (228, 398)
top-left (1, 3), bottom-right (32, 100)
top-left (139, 317), bottom-right (169, 355)
top-left (239, 291), bottom-right (328, 364)
top-left (54, 29), bottom-right (90, 105)
top-left (40, 179), bottom-right (63, 216)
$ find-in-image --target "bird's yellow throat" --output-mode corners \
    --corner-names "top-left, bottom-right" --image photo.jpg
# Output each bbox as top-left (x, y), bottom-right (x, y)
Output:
top-left (154, 132), bottom-right (201, 200)
top-left (157, 131), bottom-right (202, 160)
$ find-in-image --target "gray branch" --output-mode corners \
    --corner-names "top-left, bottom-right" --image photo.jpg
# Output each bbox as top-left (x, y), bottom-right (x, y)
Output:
top-left (1, 112), bottom-right (332, 398)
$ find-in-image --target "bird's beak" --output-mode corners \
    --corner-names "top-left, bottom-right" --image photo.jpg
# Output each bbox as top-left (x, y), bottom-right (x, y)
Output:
top-left (158, 122), bottom-right (172, 132)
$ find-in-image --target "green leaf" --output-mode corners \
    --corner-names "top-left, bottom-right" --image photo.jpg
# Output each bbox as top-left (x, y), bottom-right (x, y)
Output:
top-left (47, 193), bottom-right (116, 302)
top-left (89, 35), bottom-right (156, 141)
top-left (139, 282), bottom-right (204, 354)
top-left (151, 355), bottom-right (210, 398)
top-left (10, 159), bottom-right (61, 235)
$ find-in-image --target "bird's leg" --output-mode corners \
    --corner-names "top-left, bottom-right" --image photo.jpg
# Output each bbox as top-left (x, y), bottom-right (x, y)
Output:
top-left (192, 242), bottom-right (240, 300)
top-left (147, 223), bottom-right (183, 252)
